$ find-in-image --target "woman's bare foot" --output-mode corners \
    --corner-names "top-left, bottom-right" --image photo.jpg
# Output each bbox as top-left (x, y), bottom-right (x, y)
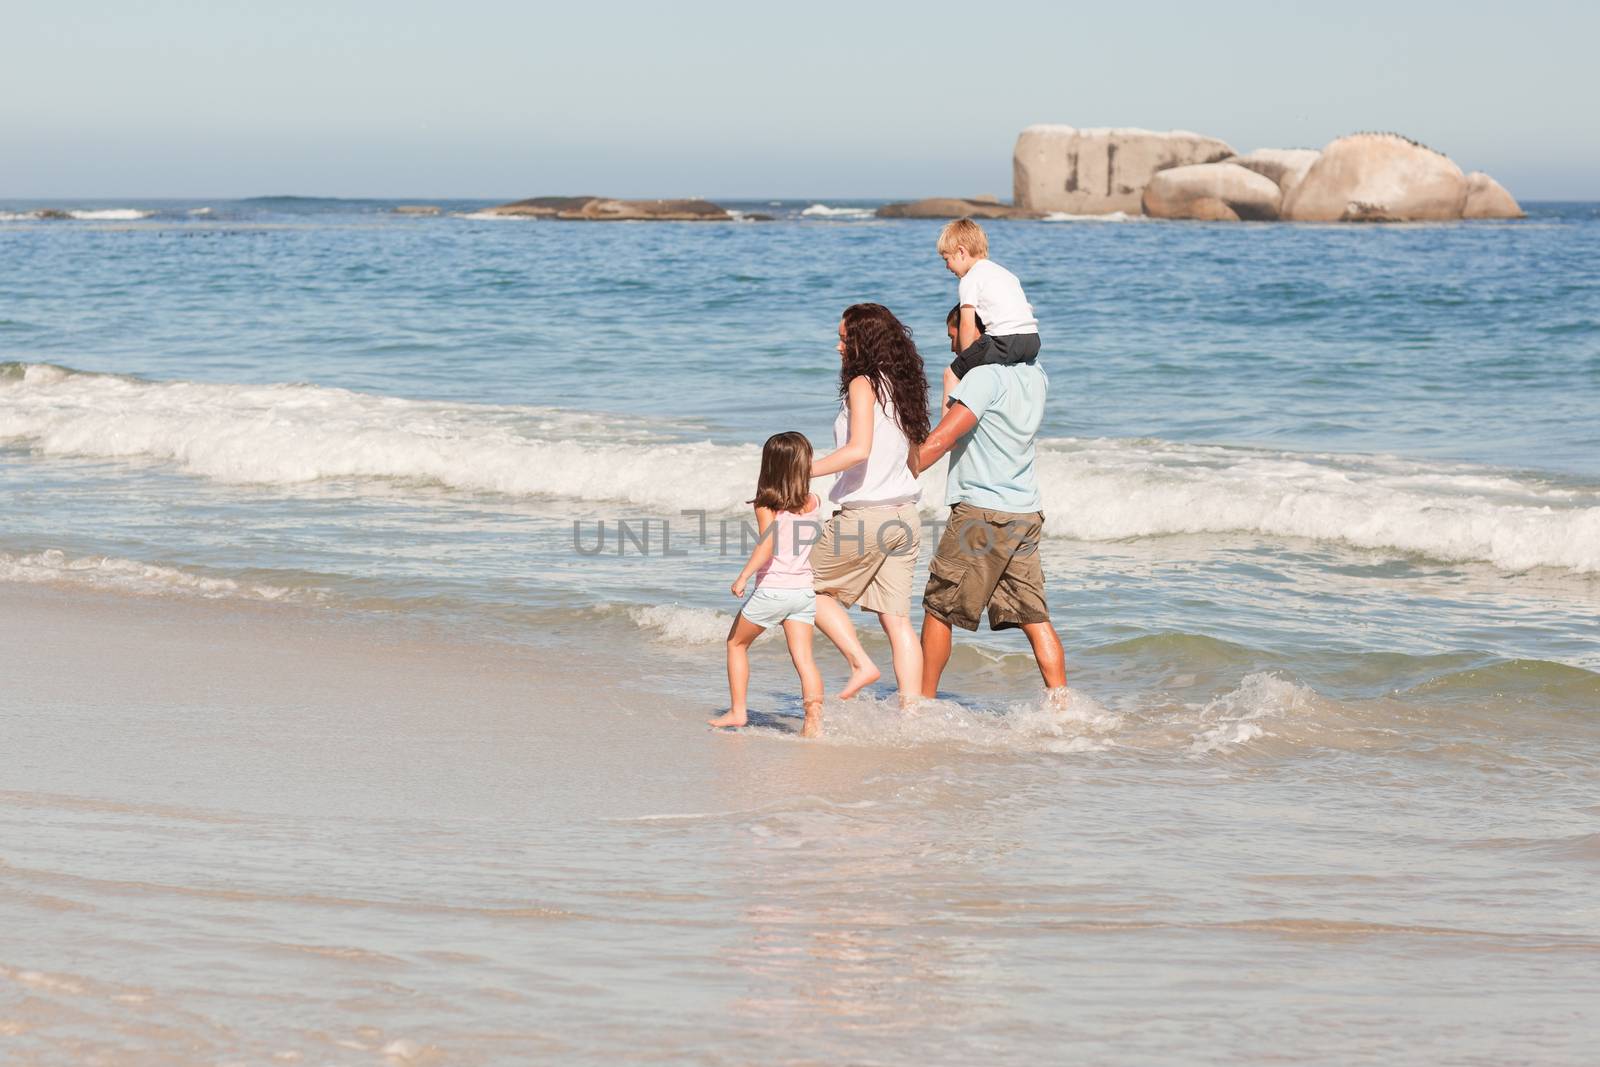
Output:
top-left (837, 660), bottom-right (880, 700)
top-left (707, 709), bottom-right (748, 729)
top-left (801, 701), bottom-right (823, 738)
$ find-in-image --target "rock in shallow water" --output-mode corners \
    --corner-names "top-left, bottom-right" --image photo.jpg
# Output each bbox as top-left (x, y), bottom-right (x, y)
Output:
top-left (1462, 172), bottom-right (1525, 219)
top-left (1142, 162), bottom-right (1283, 221)
top-left (483, 196), bottom-right (731, 221)
top-left (1282, 133), bottom-right (1468, 222)
top-left (1228, 148), bottom-right (1321, 199)
top-left (875, 197), bottom-right (1039, 219)
top-left (1013, 126), bottom-right (1236, 215)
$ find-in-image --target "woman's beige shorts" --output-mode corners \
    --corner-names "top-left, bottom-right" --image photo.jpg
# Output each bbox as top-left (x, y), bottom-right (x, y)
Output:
top-left (811, 502), bottom-right (921, 617)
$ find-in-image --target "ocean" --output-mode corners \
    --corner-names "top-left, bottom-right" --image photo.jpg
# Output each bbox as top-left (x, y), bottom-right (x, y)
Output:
top-left (2, 198), bottom-right (1597, 1064)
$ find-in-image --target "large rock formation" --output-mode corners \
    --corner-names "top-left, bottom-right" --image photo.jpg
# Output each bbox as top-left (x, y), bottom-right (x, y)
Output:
top-left (1282, 134), bottom-right (1468, 222)
top-left (1142, 163), bottom-right (1283, 221)
top-left (1462, 172), bottom-right (1525, 219)
top-left (393, 204), bottom-right (441, 216)
top-left (1229, 149), bottom-right (1321, 199)
top-left (875, 197), bottom-right (1040, 220)
top-left (482, 196), bottom-right (732, 221)
top-left (1013, 126), bottom-right (1235, 214)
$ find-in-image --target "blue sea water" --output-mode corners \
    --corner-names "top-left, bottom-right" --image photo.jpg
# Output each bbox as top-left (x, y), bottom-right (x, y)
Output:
top-left (1, 197), bottom-right (1597, 703)
top-left (4, 197), bottom-right (1600, 1067)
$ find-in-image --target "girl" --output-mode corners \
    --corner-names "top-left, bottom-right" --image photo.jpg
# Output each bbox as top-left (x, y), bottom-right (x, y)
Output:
top-left (709, 432), bottom-right (826, 738)
top-left (809, 303), bottom-right (931, 707)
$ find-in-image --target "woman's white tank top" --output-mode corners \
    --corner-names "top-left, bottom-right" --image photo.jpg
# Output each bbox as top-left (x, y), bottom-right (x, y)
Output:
top-left (829, 383), bottom-right (920, 508)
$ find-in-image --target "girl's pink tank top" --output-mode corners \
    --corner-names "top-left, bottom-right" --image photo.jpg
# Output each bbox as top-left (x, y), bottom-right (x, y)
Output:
top-left (755, 496), bottom-right (822, 590)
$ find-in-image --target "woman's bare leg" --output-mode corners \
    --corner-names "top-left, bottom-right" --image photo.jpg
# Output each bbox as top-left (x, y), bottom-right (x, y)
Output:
top-left (782, 620), bottom-right (825, 738)
top-left (709, 614), bottom-right (766, 728)
top-left (812, 594), bottom-right (879, 699)
top-left (876, 612), bottom-right (923, 707)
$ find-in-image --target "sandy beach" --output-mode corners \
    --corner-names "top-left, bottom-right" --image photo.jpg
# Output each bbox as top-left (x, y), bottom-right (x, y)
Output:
top-left (4, 582), bottom-right (1597, 1065)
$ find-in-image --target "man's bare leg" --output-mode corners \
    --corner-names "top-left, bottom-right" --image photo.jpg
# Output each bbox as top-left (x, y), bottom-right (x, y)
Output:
top-left (920, 611), bottom-right (954, 698)
top-left (1020, 619), bottom-right (1068, 702)
top-left (813, 593), bottom-right (879, 699)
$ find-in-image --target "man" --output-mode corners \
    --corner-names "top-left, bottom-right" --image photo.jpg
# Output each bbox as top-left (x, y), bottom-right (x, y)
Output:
top-left (914, 310), bottom-right (1067, 700)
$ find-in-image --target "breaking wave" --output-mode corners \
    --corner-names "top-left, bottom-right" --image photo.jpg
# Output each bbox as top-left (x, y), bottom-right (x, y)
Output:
top-left (2, 364), bottom-right (1596, 574)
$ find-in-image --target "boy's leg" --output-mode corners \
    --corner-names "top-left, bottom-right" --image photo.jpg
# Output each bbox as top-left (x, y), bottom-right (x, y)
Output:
top-left (782, 619), bottom-right (825, 738)
top-left (813, 593), bottom-right (879, 699)
top-left (710, 613), bottom-right (766, 728)
top-left (920, 610), bottom-right (954, 697)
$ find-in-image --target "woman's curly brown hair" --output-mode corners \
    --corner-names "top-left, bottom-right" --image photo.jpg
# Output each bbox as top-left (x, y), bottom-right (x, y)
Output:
top-left (838, 303), bottom-right (930, 445)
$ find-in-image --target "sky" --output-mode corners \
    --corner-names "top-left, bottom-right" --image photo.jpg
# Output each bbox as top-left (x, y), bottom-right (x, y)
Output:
top-left (3, 0), bottom-right (1596, 199)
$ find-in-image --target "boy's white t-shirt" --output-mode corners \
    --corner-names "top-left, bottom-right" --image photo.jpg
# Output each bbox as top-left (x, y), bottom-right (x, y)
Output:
top-left (957, 258), bottom-right (1038, 336)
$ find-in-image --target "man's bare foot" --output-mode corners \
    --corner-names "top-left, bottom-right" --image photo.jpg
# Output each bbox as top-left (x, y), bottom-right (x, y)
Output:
top-left (838, 660), bottom-right (880, 700)
top-left (801, 701), bottom-right (823, 738)
top-left (1046, 686), bottom-right (1071, 713)
top-left (707, 710), bottom-right (749, 729)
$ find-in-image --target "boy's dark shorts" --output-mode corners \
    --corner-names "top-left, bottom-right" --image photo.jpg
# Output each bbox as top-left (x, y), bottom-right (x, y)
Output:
top-left (923, 502), bottom-right (1050, 632)
top-left (949, 332), bottom-right (1041, 382)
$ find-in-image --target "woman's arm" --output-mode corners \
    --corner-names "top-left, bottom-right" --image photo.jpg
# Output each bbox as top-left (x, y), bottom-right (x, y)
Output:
top-left (731, 506), bottom-right (777, 597)
top-left (810, 376), bottom-right (876, 478)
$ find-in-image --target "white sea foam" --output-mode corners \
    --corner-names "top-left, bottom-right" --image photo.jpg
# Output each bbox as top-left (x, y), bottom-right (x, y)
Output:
top-left (0, 549), bottom-right (320, 602)
top-left (1030, 437), bottom-right (1600, 573)
top-left (454, 211), bottom-right (527, 221)
top-left (800, 204), bottom-right (875, 219)
top-left (811, 690), bottom-right (1123, 753)
top-left (188, 207), bottom-right (213, 216)
top-left (68, 209), bottom-right (155, 220)
top-left (626, 603), bottom-right (739, 646)
top-left (1185, 672), bottom-right (1309, 754)
top-left (1042, 210), bottom-right (1142, 222)
top-left (3, 366), bottom-right (1595, 573)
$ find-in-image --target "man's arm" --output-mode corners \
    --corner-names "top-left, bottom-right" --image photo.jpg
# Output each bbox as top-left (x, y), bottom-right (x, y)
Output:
top-left (913, 401), bottom-right (978, 474)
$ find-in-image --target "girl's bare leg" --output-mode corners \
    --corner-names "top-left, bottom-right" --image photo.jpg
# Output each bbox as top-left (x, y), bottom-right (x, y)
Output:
top-left (710, 614), bottom-right (766, 728)
top-left (782, 620), bottom-right (825, 738)
top-left (876, 612), bottom-right (923, 707)
top-left (812, 593), bottom-right (879, 699)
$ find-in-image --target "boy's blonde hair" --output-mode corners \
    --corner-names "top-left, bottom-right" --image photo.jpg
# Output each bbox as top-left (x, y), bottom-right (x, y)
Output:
top-left (936, 217), bottom-right (989, 258)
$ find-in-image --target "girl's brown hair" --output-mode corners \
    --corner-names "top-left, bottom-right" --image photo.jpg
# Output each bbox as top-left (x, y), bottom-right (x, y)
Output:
top-left (752, 431), bottom-right (813, 512)
top-left (839, 303), bottom-right (931, 445)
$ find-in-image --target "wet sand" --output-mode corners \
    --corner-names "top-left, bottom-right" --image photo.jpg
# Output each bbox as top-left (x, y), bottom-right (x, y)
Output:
top-left (3, 586), bottom-right (1597, 1066)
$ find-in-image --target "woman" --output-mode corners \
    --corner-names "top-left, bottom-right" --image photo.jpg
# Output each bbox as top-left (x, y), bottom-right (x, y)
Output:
top-left (809, 303), bottom-right (930, 705)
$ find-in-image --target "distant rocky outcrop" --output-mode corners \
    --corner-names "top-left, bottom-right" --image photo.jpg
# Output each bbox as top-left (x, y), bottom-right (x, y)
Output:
top-left (393, 204), bottom-right (441, 216)
top-left (1462, 172), bottom-right (1525, 219)
top-left (1228, 149), bottom-right (1321, 200)
top-left (1013, 126), bottom-right (1236, 214)
top-left (875, 197), bottom-right (1040, 220)
top-left (1142, 162), bottom-right (1283, 221)
top-left (1006, 125), bottom-right (1520, 223)
top-left (482, 196), bottom-right (731, 221)
top-left (1282, 133), bottom-right (1468, 222)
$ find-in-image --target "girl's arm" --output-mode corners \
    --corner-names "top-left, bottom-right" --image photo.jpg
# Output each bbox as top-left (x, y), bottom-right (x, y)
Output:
top-left (809, 376), bottom-right (876, 478)
top-left (731, 506), bottom-right (777, 597)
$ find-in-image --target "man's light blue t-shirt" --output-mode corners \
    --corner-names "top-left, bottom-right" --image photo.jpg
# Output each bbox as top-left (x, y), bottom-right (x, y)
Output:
top-left (946, 363), bottom-right (1047, 512)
